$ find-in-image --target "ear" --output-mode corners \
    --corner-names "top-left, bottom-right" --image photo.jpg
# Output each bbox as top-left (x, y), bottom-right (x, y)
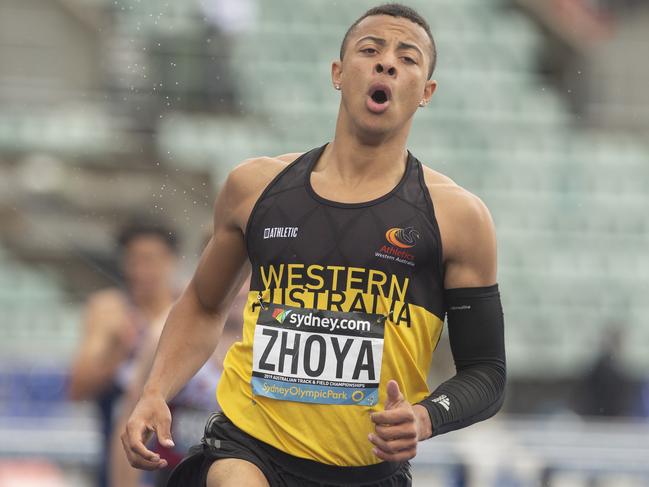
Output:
top-left (331, 60), bottom-right (343, 89)
top-left (422, 79), bottom-right (437, 104)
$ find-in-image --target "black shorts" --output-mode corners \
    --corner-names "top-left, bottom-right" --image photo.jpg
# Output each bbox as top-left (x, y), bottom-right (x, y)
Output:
top-left (167, 412), bottom-right (412, 487)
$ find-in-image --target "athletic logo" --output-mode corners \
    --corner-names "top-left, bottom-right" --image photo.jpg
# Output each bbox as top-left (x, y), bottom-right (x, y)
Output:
top-left (385, 227), bottom-right (419, 249)
top-left (272, 308), bottom-right (291, 324)
top-left (263, 227), bottom-right (299, 239)
top-left (431, 394), bottom-right (451, 411)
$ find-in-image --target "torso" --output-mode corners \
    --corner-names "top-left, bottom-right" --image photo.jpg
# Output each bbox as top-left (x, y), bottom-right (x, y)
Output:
top-left (218, 144), bottom-right (448, 465)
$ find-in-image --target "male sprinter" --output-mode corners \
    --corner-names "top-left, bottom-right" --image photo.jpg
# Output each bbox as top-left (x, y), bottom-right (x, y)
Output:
top-left (122, 4), bottom-right (506, 486)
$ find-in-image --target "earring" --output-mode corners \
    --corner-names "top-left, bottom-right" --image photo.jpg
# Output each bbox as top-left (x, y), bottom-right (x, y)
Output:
top-left (419, 100), bottom-right (426, 107)
top-left (334, 84), bottom-right (341, 90)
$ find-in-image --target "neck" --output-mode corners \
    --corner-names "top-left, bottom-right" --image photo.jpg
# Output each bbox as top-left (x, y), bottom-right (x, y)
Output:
top-left (324, 107), bottom-right (412, 182)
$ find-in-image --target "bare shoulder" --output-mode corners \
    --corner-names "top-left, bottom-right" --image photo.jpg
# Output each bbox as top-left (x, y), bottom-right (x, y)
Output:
top-left (420, 164), bottom-right (493, 230)
top-left (276, 152), bottom-right (305, 163)
top-left (420, 164), bottom-right (497, 286)
top-left (217, 152), bottom-right (304, 230)
top-left (225, 152), bottom-right (303, 195)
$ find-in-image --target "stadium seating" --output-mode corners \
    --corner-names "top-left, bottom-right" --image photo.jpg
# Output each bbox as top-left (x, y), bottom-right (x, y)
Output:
top-left (0, 247), bottom-right (80, 360)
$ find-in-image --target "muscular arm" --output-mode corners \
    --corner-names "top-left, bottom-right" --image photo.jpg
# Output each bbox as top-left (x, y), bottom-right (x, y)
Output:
top-left (415, 181), bottom-right (505, 437)
top-left (141, 236), bottom-right (249, 403)
top-left (122, 155), bottom-right (293, 470)
top-left (139, 154), bottom-right (295, 402)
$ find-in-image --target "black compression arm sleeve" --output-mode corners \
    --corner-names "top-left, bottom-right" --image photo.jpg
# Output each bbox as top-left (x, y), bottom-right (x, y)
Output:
top-left (417, 284), bottom-right (506, 437)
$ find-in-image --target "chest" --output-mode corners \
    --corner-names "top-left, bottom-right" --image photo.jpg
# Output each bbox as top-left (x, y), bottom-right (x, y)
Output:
top-left (249, 194), bottom-right (438, 283)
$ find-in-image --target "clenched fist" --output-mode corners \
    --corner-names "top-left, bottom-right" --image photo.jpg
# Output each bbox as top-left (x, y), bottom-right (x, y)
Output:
top-left (369, 380), bottom-right (432, 462)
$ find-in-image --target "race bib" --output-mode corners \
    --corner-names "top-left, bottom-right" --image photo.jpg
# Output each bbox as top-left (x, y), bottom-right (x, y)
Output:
top-left (251, 304), bottom-right (385, 406)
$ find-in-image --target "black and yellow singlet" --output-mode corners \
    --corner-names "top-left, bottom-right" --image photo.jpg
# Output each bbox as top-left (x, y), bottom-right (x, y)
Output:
top-left (217, 144), bottom-right (445, 466)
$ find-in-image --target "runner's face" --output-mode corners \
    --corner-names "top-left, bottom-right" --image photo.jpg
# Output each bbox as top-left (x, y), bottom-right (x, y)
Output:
top-left (122, 235), bottom-right (176, 298)
top-left (334, 15), bottom-right (436, 135)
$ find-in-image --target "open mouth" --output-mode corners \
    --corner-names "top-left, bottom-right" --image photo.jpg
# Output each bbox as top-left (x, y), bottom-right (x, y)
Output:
top-left (367, 84), bottom-right (391, 113)
top-left (371, 90), bottom-right (388, 104)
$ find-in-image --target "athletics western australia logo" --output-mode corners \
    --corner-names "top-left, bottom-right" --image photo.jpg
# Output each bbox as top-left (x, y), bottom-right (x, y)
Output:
top-left (385, 227), bottom-right (420, 248)
top-left (375, 226), bottom-right (419, 267)
top-left (272, 308), bottom-right (291, 323)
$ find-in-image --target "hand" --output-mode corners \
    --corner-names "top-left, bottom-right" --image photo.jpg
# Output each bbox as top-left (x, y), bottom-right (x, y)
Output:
top-left (369, 380), bottom-right (432, 462)
top-left (121, 391), bottom-right (175, 470)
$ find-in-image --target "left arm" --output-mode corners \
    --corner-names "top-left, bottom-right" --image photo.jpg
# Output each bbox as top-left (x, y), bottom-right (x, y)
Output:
top-left (369, 184), bottom-right (505, 461)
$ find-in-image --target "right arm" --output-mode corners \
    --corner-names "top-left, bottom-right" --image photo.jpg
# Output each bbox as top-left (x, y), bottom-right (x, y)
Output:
top-left (121, 155), bottom-right (293, 470)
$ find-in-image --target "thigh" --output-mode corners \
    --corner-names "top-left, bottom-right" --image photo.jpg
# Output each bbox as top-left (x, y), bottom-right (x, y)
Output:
top-left (207, 458), bottom-right (270, 487)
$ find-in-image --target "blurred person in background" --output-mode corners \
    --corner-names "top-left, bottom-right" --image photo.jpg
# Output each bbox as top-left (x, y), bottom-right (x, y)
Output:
top-left (68, 219), bottom-right (181, 487)
top-left (110, 279), bottom-right (246, 487)
top-left (574, 324), bottom-right (636, 417)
